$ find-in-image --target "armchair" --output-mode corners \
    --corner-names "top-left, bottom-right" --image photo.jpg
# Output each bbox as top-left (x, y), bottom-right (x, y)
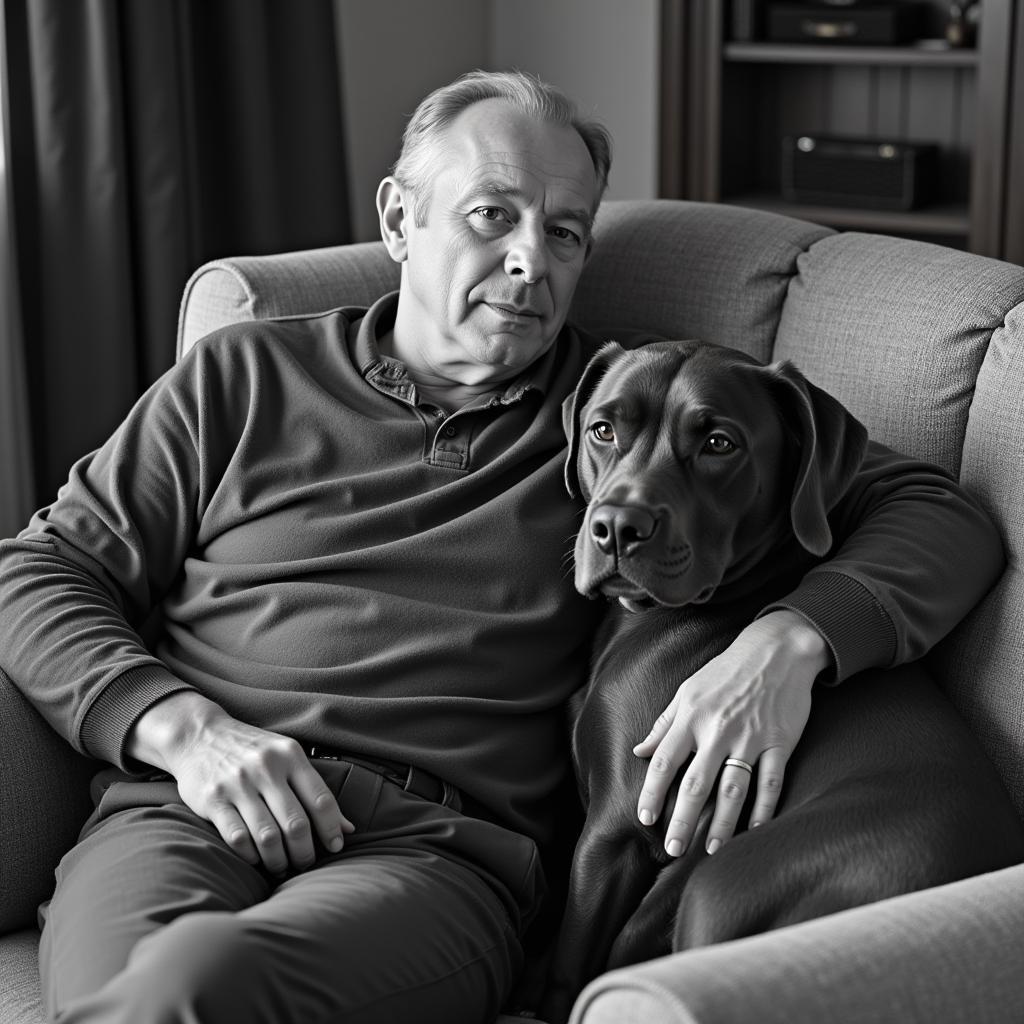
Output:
top-left (3, 199), bottom-right (1023, 1023)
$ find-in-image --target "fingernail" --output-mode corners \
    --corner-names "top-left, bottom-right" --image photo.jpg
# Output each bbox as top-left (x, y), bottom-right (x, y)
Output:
top-left (632, 743), bottom-right (645, 755)
top-left (750, 820), bottom-right (762, 829)
top-left (328, 836), bottom-right (344, 852)
top-left (666, 839), bottom-right (683, 857)
top-left (707, 838), bottom-right (721, 855)
top-left (639, 809), bottom-right (655, 826)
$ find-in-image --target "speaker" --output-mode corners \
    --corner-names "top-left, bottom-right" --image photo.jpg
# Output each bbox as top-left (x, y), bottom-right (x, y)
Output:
top-left (781, 135), bottom-right (938, 210)
top-left (767, 3), bottom-right (925, 45)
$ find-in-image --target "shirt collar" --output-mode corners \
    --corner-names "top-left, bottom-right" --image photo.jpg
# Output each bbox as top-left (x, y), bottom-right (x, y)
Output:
top-left (352, 292), bottom-right (563, 408)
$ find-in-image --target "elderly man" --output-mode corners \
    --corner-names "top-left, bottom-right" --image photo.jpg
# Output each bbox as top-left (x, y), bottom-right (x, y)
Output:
top-left (0, 71), bottom-right (1001, 1023)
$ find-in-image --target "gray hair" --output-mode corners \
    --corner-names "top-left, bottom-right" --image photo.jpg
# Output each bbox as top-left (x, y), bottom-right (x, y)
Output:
top-left (392, 69), bottom-right (613, 226)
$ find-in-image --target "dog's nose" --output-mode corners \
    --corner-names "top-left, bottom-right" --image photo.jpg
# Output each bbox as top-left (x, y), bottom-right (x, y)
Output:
top-left (589, 504), bottom-right (658, 556)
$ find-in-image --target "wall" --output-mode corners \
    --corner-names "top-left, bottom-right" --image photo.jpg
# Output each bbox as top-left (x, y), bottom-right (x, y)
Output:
top-left (333, 0), bottom-right (489, 240)
top-left (488, 0), bottom-right (659, 203)
top-left (334, 0), bottom-right (659, 241)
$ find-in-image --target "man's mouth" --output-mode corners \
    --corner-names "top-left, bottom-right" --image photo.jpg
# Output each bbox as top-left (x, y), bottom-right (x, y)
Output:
top-left (486, 302), bottom-right (541, 321)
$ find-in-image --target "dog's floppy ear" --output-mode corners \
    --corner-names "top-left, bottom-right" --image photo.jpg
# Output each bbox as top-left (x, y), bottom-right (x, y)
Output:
top-left (767, 360), bottom-right (869, 556)
top-left (563, 341), bottom-right (625, 499)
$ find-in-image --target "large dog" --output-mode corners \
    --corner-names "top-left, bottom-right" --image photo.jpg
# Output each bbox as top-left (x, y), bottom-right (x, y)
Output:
top-left (540, 340), bottom-right (1024, 1022)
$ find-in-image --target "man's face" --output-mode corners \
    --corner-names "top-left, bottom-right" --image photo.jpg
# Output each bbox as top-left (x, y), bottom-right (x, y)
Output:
top-left (381, 98), bottom-right (600, 390)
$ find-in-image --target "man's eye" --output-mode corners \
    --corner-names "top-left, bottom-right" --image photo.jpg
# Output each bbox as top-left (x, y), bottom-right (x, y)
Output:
top-left (472, 207), bottom-right (508, 224)
top-left (549, 225), bottom-right (582, 245)
top-left (590, 422), bottom-right (616, 443)
top-left (703, 433), bottom-right (736, 455)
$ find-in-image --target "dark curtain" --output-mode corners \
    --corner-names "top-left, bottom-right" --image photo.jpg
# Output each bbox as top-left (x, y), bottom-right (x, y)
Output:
top-left (1, 0), bottom-right (350, 534)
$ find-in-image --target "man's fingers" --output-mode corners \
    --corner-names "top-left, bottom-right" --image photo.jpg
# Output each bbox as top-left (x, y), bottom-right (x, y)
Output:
top-left (705, 756), bottom-right (756, 854)
top-left (749, 746), bottom-right (789, 828)
top-left (261, 787), bottom-right (320, 871)
top-left (207, 802), bottom-right (260, 866)
top-left (662, 753), bottom-right (716, 856)
top-left (290, 766), bottom-right (354, 854)
top-left (234, 794), bottom-right (290, 875)
top-left (636, 729), bottom-right (693, 826)
top-left (632, 696), bottom-right (680, 756)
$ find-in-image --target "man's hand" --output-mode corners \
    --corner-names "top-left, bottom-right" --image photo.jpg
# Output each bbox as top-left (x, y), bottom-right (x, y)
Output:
top-left (632, 610), bottom-right (832, 857)
top-left (127, 692), bottom-right (354, 874)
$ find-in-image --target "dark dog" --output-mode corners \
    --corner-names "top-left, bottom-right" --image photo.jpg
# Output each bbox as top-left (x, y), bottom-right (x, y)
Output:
top-left (540, 340), bottom-right (1024, 1022)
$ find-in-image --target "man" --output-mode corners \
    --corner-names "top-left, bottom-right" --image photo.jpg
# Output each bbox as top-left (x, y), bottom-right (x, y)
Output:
top-left (0, 71), bottom-right (1002, 1023)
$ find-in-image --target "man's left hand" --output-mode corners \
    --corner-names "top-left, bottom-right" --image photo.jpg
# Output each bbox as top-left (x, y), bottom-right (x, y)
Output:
top-left (632, 609), bottom-right (832, 856)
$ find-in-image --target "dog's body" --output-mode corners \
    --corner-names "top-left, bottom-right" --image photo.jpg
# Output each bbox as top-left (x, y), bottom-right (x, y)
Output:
top-left (541, 341), bottom-right (1024, 1022)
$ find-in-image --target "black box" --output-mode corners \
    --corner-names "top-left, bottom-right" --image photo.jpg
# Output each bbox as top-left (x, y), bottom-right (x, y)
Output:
top-left (767, 3), bottom-right (925, 45)
top-left (781, 135), bottom-right (938, 210)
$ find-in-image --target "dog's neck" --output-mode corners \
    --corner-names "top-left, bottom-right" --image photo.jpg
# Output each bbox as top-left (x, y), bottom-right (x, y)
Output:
top-left (701, 532), bottom-right (820, 609)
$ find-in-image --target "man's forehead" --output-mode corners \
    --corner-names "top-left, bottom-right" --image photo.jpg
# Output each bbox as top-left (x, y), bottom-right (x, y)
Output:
top-left (439, 100), bottom-right (598, 210)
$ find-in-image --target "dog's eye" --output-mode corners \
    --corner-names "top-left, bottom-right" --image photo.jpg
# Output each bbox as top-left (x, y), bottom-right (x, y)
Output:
top-left (590, 422), bottom-right (616, 443)
top-left (704, 433), bottom-right (736, 455)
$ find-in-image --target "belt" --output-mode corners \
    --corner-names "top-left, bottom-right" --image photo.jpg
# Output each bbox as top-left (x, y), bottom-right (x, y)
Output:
top-left (305, 745), bottom-right (462, 811)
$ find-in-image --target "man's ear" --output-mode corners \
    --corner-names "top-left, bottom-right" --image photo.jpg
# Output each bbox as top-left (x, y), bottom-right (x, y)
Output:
top-left (376, 177), bottom-right (408, 263)
top-left (563, 341), bottom-right (625, 499)
top-left (766, 360), bottom-right (869, 556)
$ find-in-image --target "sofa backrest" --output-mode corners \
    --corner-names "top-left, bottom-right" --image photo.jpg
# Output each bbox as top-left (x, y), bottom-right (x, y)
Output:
top-left (177, 198), bottom-right (1024, 814)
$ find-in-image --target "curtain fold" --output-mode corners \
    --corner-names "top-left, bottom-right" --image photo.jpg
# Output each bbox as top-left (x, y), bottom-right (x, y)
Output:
top-left (1, 0), bottom-right (351, 536)
top-left (0, 0), bottom-right (33, 539)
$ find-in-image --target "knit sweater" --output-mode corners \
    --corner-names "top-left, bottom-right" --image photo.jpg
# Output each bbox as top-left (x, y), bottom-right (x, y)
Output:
top-left (0, 294), bottom-right (1003, 843)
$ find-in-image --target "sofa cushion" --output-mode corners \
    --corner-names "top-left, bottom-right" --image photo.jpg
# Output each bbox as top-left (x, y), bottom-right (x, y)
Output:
top-left (938, 298), bottom-right (1024, 813)
top-left (773, 232), bottom-right (1024, 476)
top-left (572, 200), bottom-right (832, 363)
top-left (0, 931), bottom-right (43, 1024)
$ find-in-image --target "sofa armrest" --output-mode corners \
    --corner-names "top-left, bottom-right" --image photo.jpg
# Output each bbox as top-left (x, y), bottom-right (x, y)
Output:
top-left (0, 670), bottom-right (94, 934)
top-left (176, 241), bottom-right (400, 359)
top-left (571, 863), bottom-right (1024, 1024)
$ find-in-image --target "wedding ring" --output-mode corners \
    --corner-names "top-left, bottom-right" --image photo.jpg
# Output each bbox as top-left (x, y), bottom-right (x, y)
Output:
top-left (724, 757), bottom-right (753, 773)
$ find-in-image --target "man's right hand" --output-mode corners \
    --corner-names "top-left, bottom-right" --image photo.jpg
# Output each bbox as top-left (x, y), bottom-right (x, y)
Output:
top-left (127, 691), bottom-right (354, 875)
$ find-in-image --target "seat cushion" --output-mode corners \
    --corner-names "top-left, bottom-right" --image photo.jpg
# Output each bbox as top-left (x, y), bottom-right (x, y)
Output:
top-left (0, 930), bottom-right (43, 1024)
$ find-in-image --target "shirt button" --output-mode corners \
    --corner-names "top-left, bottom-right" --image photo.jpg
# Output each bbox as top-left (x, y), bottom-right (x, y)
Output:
top-left (444, 424), bottom-right (457, 437)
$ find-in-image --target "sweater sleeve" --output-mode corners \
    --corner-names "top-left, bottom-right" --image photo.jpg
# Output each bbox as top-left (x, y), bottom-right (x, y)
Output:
top-left (764, 440), bottom-right (1004, 682)
top-left (0, 339), bottom-right (240, 767)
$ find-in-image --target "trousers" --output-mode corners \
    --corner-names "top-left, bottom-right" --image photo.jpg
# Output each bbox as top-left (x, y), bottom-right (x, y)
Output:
top-left (39, 759), bottom-right (544, 1024)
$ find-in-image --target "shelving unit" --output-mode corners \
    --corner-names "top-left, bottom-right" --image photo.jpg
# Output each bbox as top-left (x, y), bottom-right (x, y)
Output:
top-left (659, 0), bottom-right (1020, 259)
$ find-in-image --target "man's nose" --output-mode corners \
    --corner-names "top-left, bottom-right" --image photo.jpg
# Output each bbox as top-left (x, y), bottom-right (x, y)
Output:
top-left (504, 224), bottom-right (548, 283)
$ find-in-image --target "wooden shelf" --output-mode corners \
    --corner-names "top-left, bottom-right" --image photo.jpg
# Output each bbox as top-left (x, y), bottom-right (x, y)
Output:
top-left (726, 192), bottom-right (970, 237)
top-left (723, 41), bottom-right (980, 68)
top-left (658, 0), bottom-right (1017, 258)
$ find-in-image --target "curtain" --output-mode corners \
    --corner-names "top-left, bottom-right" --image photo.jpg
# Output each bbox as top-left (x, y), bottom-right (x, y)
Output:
top-left (0, 0), bottom-right (351, 538)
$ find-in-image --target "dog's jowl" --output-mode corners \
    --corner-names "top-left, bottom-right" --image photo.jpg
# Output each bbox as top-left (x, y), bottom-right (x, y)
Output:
top-left (540, 340), bottom-right (1024, 1023)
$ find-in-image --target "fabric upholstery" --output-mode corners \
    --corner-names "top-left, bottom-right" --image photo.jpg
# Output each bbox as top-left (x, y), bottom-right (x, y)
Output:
top-left (0, 931), bottom-right (44, 1024)
top-left (773, 233), bottom-right (1024, 475)
top-left (0, 671), bottom-right (92, 934)
top-left (4, 199), bottom-right (1024, 1024)
top-left (573, 199), bottom-right (832, 362)
top-left (176, 241), bottom-right (400, 358)
top-left (936, 298), bottom-right (1024, 808)
top-left (570, 863), bottom-right (1024, 1024)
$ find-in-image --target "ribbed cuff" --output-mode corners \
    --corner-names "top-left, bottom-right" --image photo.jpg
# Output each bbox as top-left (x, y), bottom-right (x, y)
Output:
top-left (80, 664), bottom-right (195, 769)
top-left (760, 569), bottom-right (898, 684)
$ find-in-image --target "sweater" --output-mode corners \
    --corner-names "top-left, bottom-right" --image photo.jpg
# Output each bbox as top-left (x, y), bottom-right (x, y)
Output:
top-left (0, 294), bottom-right (1004, 843)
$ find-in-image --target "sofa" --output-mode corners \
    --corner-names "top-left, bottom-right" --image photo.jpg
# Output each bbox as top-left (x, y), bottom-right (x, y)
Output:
top-left (2, 198), bottom-right (1023, 1023)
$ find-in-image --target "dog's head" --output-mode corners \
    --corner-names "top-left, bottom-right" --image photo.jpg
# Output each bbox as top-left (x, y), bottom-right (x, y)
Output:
top-left (564, 340), bottom-right (868, 611)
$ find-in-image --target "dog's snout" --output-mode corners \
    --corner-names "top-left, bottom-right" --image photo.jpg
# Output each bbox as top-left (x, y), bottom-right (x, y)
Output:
top-left (589, 504), bottom-right (658, 556)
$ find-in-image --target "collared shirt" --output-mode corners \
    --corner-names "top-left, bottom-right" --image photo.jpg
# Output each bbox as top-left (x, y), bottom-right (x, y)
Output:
top-left (3, 292), bottom-right (605, 844)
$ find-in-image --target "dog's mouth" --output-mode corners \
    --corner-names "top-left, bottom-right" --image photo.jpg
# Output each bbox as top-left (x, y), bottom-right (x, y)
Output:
top-left (585, 570), bottom-right (718, 612)
top-left (589, 574), bottom-right (661, 613)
